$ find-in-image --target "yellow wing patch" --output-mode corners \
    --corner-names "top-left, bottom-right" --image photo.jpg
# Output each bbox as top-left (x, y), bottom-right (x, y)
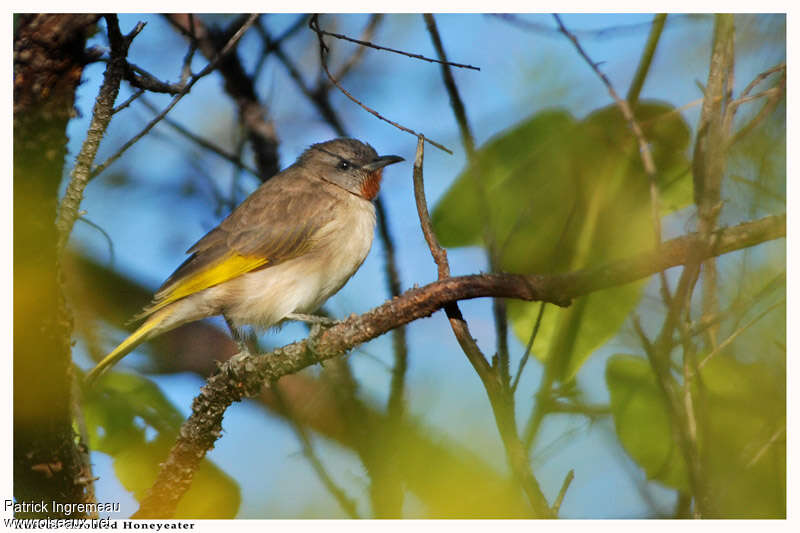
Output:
top-left (143, 253), bottom-right (269, 317)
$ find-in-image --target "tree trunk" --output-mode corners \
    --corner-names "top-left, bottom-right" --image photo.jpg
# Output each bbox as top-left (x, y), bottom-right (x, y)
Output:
top-left (13, 13), bottom-right (99, 518)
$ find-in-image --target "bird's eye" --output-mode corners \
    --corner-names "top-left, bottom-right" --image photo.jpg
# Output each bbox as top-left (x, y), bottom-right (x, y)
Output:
top-left (337, 160), bottom-right (350, 171)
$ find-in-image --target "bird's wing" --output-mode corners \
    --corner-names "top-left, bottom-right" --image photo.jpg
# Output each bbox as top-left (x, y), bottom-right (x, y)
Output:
top-left (137, 174), bottom-right (337, 319)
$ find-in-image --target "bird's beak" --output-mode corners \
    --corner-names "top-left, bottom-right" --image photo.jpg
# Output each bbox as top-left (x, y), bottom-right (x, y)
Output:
top-left (363, 155), bottom-right (404, 172)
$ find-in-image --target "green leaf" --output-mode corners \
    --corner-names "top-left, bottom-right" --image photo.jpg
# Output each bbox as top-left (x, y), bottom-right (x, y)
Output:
top-left (432, 101), bottom-right (691, 380)
top-left (83, 372), bottom-right (241, 518)
top-left (606, 353), bottom-right (785, 516)
top-left (606, 354), bottom-right (689, 490)
top-left (697, 355), bottom-right (785, 517)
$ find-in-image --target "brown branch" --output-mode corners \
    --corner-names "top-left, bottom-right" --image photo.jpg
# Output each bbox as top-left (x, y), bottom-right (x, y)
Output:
top-left (412, 136), bottom-right (450, 279)
top-left (133, 213), bottom-right (784, 517)
top-left (309, 14), bottom-right (453, 155)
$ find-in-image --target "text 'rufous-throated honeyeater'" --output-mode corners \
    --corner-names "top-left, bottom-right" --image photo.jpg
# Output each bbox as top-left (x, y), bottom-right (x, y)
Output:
top-left (86, 138), bottom-right (404, 384)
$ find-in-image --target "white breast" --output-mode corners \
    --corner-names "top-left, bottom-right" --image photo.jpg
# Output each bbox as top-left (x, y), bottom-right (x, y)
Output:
top-left (222, 194), bottom-right (376, 329)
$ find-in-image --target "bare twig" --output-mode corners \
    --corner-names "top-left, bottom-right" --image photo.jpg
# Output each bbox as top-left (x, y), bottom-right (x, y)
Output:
top-left (511, 303), bottom-right (546, 394)
top-left (745, 426), bottom-right (785, 468)
top-left (552, 469), bottom-right (575, 516)
top-left (90, 14), bottom-right (259, 180)
top-left (729, 68), bottom-right (786, 147)
top-left (111, 88), bottom-right (144, 115)
top-left (309, 14), bottom-right (453, 155)
top-left (315, 16), bottom-right (480, 71)
top-left (123, 61), bottom-right (185, 94)
top-left (699, 299), bottom-right (785, 368)
top-left (331, 14), bottom-right (385, 82)
top-left (731, 62), bottom-right (786, 112)
top-left (626, 14), bottom-right (667, 106)
top-left (411, 136), bottom-right (450, 279)
top-left (554, 14), bottom-right (659, 207)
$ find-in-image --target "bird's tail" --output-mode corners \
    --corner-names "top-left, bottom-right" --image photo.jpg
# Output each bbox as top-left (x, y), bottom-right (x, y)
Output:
top-left (85, 308), bottom-right (171, 386)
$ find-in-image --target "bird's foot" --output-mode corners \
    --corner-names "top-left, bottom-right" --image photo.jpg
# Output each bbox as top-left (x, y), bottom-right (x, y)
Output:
top-left (304, 318), bottom-right (341, 369)
top-left (285, 313), bottom-right (339, 327)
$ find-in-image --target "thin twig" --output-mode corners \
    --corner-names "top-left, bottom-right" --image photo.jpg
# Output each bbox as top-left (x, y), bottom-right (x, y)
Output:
top-left (90, 14), bottom-right (259, 180)
top-left (732, 62), bottom-right (786, 111)
top-left (315, 16), bottom-right (480, 71)
top-left (745, 425), bottom-right (785, 468)
top-left (699, 299), bottom-right (785, 368)
top-left (552, 469), bottom-right (575, 516)
top-left (331, 14), bottom-right (385, 82)
top-left (411, 136), bottom-right (450, 279)
top-left (123, 61), bottom-right (185, 94)
top-left (729, 69), bottom-right (786, 147)
top-left (511, 303), bottom-right (546, 394)
top-left (627, 14), bottom-right (667, 106)
top-left (309, 14), bottom-right (453, 155)
top-left (111, 88), bottom-right (144, 115)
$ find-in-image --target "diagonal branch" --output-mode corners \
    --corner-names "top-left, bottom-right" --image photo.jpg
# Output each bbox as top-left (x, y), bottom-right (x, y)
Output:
top-left (314, 17), bottom-right (480, 71)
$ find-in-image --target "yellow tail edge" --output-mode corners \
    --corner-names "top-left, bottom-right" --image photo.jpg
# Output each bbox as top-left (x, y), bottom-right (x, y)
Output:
top-left (84, 310), bottom-right (169, 386)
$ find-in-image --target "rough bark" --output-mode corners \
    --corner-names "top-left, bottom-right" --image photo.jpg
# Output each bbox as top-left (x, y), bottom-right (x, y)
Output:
top-left (13, 14), bottom-right (99, 518)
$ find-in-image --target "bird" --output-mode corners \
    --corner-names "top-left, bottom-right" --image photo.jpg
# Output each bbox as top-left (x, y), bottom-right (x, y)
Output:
top-left (85, 138), bottom-right (404, 385)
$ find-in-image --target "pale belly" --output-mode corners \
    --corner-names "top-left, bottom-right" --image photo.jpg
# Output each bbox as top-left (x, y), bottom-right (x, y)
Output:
top-left (168, 195), bottom-right (377, 330)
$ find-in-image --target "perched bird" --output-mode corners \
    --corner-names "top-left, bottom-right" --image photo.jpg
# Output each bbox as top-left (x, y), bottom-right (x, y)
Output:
top-left (86, 138), bottom-right (404, 384)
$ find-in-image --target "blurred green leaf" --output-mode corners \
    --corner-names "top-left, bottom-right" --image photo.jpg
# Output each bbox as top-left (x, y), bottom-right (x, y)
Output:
top-left (432, 102), bottom-right (691, 380)
top-left (606, 353), bottom-right (785, 517)
top-left (606, 354), bottom-right (689, 490)
top-left (698, 354), bottom-right (785, 517)
top-left (83, 372), bottom-right (241, 518)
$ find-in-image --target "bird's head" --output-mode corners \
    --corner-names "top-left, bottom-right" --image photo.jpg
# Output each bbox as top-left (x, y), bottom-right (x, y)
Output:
top-left (298, 138), bottom-right (404, 200)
